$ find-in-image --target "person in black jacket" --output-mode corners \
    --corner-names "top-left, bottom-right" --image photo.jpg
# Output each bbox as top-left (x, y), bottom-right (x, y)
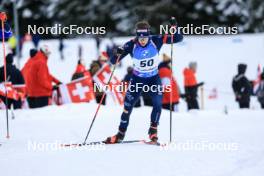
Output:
top-left (0, 53), bottom-right (25, 109)
top-left (232, 63), bottom-right (252, 108)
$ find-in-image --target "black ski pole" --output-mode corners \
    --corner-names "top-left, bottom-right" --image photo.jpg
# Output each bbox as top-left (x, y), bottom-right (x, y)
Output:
top-left (83, 55), bottom-right (121, 144)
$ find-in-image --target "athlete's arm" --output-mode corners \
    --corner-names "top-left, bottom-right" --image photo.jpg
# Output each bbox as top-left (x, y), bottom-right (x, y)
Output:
top-left (151, 28), bottom-right (183, 51)
top-left (110, 40), bottom-right (134, 64)
top-left (163, 17), bottom-right (183, 44)
top-left (162, 30), bottom-right (183, 44)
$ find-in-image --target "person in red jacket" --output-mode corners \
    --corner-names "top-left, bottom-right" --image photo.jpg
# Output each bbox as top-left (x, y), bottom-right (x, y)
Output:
top-left (158, 54), bottom-right (180, 111)
top-left (183, 62), bottom-right (204, 110)
top-left (26, 45), bottom-right (61, 108)
top-left (22, 49), bottom-right (38, 95)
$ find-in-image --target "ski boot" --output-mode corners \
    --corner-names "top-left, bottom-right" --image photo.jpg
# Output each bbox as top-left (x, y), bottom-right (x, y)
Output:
top-left (148, 125), bottom-right (158, 142)
top-left (104, 129), bottom-right (125, 144)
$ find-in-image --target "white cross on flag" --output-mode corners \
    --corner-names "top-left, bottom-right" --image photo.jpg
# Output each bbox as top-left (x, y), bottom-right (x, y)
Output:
top-left (59, 76), bottom-right (95, 104)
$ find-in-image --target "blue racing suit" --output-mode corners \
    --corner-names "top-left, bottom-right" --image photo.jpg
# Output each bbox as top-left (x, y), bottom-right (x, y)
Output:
top-left (110, 33), bottom-right (183, 131)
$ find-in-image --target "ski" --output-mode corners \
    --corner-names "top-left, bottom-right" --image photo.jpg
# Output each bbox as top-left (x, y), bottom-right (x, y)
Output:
top-left (61, 139), bottom-right (166, 148)
top-left (61, 140), bottom-right (142, 147)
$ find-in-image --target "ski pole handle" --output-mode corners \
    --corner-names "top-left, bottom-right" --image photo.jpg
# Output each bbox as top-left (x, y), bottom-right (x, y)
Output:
top-left (170, 17), bottom-right (177, 27)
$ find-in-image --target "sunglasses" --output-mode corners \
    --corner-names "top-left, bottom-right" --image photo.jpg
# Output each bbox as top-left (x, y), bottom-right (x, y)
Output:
top-left (138, 36), bottom-right (149, 40)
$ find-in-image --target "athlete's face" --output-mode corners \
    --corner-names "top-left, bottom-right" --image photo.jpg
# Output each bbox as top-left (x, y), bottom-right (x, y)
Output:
top-left (138, 37), bottom-right (149, 47)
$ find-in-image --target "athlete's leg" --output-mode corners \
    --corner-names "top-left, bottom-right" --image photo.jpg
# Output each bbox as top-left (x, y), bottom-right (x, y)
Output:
top-left (149, 75), bottom-right (163, 126)
top-left (119, 75), bottom-right (143, 132)
top-left (147, 75), bottom-right (163, 142)
top-left (105, 75), bottom-right (144, 144)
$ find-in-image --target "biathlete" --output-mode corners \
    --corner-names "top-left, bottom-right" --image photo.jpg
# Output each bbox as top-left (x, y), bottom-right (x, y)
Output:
top-left (105, 20), bottom-right (183, 143)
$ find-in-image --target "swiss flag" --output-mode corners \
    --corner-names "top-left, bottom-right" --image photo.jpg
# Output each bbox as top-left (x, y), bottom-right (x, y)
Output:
top-left (93, 63), bottom-right (124, 105)
top-left (0, 82), bottom-right (19, 100)
top-left (13, 84), bottom-right (26, 99)
top-left (59, 76), bottom-right (95, 104)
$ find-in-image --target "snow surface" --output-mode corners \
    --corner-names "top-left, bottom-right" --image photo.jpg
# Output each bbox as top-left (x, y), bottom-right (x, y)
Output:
top-left (0, 104), bottom-right (264, 176)
top-left (0, 34), bottom-right (264, 176)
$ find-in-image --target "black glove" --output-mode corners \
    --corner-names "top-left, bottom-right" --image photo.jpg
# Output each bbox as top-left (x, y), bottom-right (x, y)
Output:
top-left (116, 46), bottom-right (125, 55)
top-left (170, 17), bottom-right (177, 27)
top-left (52, 85), bottom-right (59, 91)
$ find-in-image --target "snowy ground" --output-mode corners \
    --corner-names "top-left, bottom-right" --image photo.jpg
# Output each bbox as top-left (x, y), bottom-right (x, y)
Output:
top-left (0, 103), bottom-right (264, 176)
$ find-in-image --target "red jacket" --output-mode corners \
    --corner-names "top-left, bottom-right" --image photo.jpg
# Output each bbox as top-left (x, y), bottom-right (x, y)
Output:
top-left (183, 68), bottom-right (197, 87)
top-left (26, 51), bottom-right (60, 97)
top-left (159, 67), bottom-right (180, 104)
top-left (21, 57), bottom-right (34, 95)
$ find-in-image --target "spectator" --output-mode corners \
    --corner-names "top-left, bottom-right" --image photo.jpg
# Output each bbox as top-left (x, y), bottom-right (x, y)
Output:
top-left (78, 45), bottom-right (83, 60)
top-left (22, 49), bottom-right (38, 76)
top-left (183, 62), bottom-right (204, 110)
top-left (256, 72), bottom-right (264, 109)
top-left (59, 38), bottom-right (64, 60)
top-left (71, 59), bottom-right (91, 80)
top-left (89, 60), bottom-right (107, 105)
top-left (0, 53), bottom-right (25, 109)
top-left (159, 54), bottom-right (180, 111)
top-left (21, 49), bottom-right (38, 96)
top-left (89, 52), bottom-right (111, 105)
top-left (99, 52), bottom-right (109, 65)
top-left (94, 36), bottom-right (101, 58)
top-left (32, 34), bottom-right (40, 48)
top-left (232, 63), bottom-right (252, 109)
top-left (26, 45), bottom-right (61, 108)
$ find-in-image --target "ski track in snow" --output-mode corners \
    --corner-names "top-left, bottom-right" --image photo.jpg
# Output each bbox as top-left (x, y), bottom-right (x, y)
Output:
top-left (0, 103), bottom-right (264, 176)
